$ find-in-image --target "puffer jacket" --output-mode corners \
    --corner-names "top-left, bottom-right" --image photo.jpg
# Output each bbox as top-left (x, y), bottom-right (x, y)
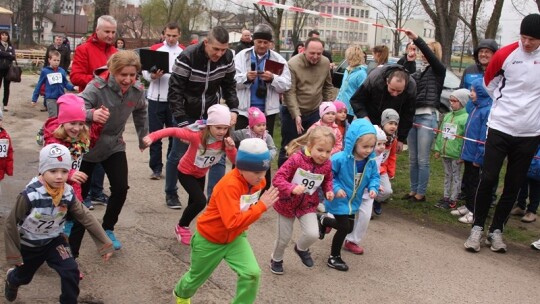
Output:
top-left (411, 37), bottom-right (446, 110)
top-left (324, 118), bottom-right (380, 215)
top-left (460, 79), bottom-right (491, 166)
top-left (169, 42), bottom-right (239, 121)
top-left (434, 107), bottom-right (468, 159)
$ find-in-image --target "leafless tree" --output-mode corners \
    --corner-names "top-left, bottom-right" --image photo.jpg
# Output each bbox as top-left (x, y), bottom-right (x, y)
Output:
top-left (419, 0), bottom-right (460, 65)
top-left (290, 0), bottom-right (318, 47)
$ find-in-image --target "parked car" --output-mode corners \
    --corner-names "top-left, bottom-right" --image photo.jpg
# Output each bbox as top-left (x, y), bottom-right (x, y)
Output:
top-left (332, 58), bottom-right (460, 113)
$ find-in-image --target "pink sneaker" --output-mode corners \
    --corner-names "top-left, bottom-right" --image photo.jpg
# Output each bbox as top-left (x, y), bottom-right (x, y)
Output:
top-left (343, 240), bottom-right (364, 255)
top-left (175, 225), bottom-right (192, 245)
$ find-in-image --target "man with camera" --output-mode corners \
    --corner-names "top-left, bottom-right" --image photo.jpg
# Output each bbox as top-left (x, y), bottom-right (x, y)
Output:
top-left (141, 22), bottom-right (184, 209)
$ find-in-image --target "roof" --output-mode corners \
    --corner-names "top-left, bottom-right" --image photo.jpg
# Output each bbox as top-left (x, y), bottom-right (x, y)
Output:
top-left (47, 14), bottom-right (88, 35)
top-left (0, 7), bottom-right (12, 15)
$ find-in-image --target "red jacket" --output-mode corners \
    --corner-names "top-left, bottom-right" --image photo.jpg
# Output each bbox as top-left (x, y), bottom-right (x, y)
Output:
top-left (0, 128), bottom-right (13, 181)
top-left (380, 136), bottom-right (397, 178)
top-left (70, 33), bottom-right (117, 91)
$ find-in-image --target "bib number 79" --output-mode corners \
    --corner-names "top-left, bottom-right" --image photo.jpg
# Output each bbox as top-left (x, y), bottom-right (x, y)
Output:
top-left (203, 155), bottom-right (216, 165)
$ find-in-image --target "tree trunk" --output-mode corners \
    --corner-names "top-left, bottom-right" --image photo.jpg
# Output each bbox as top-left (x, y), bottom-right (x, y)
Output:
top-left (20, 0), bottom-right (34, 45)
top-left (93, 0), bottom-right (111, 29)
top-left (485, 0), bottom-right (504, 39)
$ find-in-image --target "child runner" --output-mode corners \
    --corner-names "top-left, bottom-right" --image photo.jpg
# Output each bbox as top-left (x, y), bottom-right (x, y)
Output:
top-left (173, 138), bottom-right (279, 304)
top-left (318, 118), bottom-right (380, 271)
top-left (0, 109), bottom-right (13, 184)
top-left (433, 89), bottom-right (469, 209)
top-left (453, 79), bottom-right (491, 226)
top-left (373, 109), bottom-right (400, 215)
top-left (270, 126), bottom-right (335, 274)
top-left (4, 144), bottom-right (113, 303)
top-left (510, 145), bottom-right (540, 223)
top-left (333, 101), bottom-right (349, 147)
top-left (31, 50), bottom-right (78, 117)
top-left (308, 102), bottom-right (343, 154)
top-left (143, 104), bottom-right (236, 245)
top-left (232, 107), bottom-right (277, 191)
top-left (342, 125), bottom-right (386, 255)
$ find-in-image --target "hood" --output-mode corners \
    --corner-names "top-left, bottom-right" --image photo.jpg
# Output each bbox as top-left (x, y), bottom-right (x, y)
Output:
top-left (92, 66), bottom-right (123, 93)
top-left (473, 39), bottom-right (499, 65)
top-left (343, 118), bottom-right (376, 156)
top-left (471, 78), bottom-right (491, 108)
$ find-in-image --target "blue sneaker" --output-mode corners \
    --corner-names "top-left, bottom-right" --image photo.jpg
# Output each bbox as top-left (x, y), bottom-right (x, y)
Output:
top-left (91, 193), bottom-right (109, 206)
top-left (373, 201), bottom-right (383, 215)
top-left (63, 220), bottom-right (74, 237)
top-left (105, 230), bottom-right (122, 250)
top-left (83, 197), bottom-right (94, 210)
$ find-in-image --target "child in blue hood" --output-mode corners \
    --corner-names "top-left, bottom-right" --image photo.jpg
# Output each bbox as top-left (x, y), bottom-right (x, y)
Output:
top-left (318, 118), bottom-right (380, 271)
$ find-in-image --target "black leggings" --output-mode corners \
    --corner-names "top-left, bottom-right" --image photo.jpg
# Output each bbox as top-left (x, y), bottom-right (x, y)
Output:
top-left (69, 152), bottom-right (129, 257)
top-left (322, 214), bottom-right (355, 257)
top-left (177, 171), bottom-right (206, 227)
top-left (0, 68), bottom-right (11, 106)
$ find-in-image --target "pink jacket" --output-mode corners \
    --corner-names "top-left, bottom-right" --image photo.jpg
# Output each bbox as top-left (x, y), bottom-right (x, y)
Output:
top-left (309, 120), bottom-right (343, 154)
top-left (272, 149), bottom-right (333, 218)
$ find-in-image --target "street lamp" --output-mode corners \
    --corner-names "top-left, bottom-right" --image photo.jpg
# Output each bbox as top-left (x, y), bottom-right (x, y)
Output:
top-left (73, 0), bottom-right (76, 50)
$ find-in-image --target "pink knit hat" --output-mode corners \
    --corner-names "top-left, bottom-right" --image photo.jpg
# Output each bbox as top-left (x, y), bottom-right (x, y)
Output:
top-left (57, 94), bottom-right (86, 124)
top-left (319, 101), bottom-right (336, 118)
top-left (248, 107), bottom-right (266, 128)
top-left (334, 100), bottom-right (347, 113)
top-left (206, 104), bottom-right (231, 126)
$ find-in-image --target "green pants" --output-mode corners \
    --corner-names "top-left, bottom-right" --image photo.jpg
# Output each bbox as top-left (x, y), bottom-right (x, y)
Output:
top-left (175, 232), bottom-right (261, 303)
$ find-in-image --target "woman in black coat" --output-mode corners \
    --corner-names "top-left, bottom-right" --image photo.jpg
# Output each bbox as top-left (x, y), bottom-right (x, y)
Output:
top-left (0, 30), bottom-right (15, 111)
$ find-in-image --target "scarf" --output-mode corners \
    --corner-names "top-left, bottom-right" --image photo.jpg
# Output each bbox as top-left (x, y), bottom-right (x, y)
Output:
top-left (41, 177), bottom-right (64, 207)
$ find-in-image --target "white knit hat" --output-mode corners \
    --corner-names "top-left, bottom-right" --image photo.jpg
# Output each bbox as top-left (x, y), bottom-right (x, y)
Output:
top-left (374, 125), bottom-right (387, 142)
top-left (39, 144), bottom-right (72, 174)
top-left (206, 104), bottom-right (231, 126)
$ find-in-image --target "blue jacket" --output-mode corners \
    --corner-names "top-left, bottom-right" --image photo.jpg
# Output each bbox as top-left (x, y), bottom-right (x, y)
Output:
top-left (460, 79), bottom-right (491, 165)
top-left (324, 118), bottom-right (380, 215)
top-left (31, 66), bottom-right (74, 102)
top-left (336, 65), bottom-right (368, 115)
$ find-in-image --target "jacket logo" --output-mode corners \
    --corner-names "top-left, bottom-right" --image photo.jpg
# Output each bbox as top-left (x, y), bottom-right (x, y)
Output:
top-left (512, 61), bottom-right (523, 64)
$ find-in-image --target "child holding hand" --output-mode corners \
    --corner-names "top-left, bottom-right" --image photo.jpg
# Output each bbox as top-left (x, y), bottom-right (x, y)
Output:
top-left (270, 126), bottom-right (335, 274)
top-left (143, 104), bottom-right (237, 245)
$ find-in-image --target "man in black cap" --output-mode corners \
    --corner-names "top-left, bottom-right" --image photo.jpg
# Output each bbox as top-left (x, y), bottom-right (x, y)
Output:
top-left (464, 13), bottom-right (540, 254)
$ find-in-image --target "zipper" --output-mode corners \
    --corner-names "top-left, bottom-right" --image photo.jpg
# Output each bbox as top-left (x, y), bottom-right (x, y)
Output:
top-left (348, 157), bottom-right (372, 214)
top-left (201, 61), bottom-right (210, 119)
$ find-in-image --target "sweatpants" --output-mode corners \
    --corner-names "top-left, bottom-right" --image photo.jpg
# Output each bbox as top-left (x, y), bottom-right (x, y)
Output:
top-left (442, 157), bottom-right (462, 201)
top-left (345, 196), bottom-right (373, 244)
top-left (375, 173), bottom-right (393, 202)
top-left (271, 212), bottom-right (318, 261)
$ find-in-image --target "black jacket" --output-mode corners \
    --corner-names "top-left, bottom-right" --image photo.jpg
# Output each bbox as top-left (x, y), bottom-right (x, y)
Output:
top-left (411, 37), bottom-right (446, 110)
top-left (0, 43), bottom-right (15, 70)
top-left (168, 42), bottom-right (239, 122)
top-left (45, 44), bottom-right (71, 71)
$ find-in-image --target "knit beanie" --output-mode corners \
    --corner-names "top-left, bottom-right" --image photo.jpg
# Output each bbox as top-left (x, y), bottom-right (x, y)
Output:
top-left (334, 100), bottom-right (347, 113)
top-left (39, 144), bottom-right (72, 174)
top-left (252, 24), bottom-right (273, 41)
top-left (57, 94), bottom-right (86, 124)
top-left (450, 89), bottom-right (471, 108)
top-left (381, 109), bottom-right (400, 126)
top-left (374, 125), bottom-right (387, 142)
top-left (206, 104), bottom-right (231, 126)
top-left (248, 107), bottom-right (266, 128)
top-left (236, 138), bottom-right (271, 172)
top-left (520, 14), bottom-right (540, 39)
top-left (319, 101), bottom-right (337, 118)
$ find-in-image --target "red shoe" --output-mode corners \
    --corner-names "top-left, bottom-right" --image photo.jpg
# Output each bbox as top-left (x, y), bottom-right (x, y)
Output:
top-left (343, 240), bottom-right (364, 255)
top-left (325, 227), bottom-right (332, 234)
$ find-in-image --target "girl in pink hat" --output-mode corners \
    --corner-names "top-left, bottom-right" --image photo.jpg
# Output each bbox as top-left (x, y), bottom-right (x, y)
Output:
top-left (308, 101), bottom-right (343, 154)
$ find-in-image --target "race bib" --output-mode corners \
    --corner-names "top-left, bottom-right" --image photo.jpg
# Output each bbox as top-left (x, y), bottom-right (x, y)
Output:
top-left (46, 72), bottom-right (63, 85)
top-left (381, 148), bottom-right (390, 163)
top-left (0, 138), bottom-right (8, 157)
top-left (354, 172), bottom-right (363, 188)
top-left (20, 208), bottom-right (66, 235)
top-left (442, 123), bottom-right (457, 140)
top-left (71, 156), bottom-right (82, 170)
top-left (240, 190), bottom-right (261, 211)
top-left (291, 168), bottom-right (324, 195)
top-left (194, 149), bottom-right (223, 168)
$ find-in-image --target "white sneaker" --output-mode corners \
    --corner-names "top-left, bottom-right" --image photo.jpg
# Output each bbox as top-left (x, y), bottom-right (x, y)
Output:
top-left (458, 212), bottom-right (474, 224)
top-left (486, 229), bottom-right (507, 253)
top-left (451, 205), bottom-right (469, 216)
top-left (317, 203), bottom-right (326, 213)
top-left (464, 225), bottom-right (483, 252)
top-left (531, 239), bottom-right (540, 251)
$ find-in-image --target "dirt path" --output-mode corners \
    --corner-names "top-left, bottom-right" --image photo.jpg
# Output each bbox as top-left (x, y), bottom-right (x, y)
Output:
top-left (1, 75), bottom-right (539, 304)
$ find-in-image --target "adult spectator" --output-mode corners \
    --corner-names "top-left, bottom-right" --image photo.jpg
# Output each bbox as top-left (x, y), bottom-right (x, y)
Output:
top-left (115, 38), bottom-right (126, 50)
top-left (0, 30), bottom-right (15, 112)
top-left (397, 41), bottom-right (417, 74)
top-left (234, 23), bottom-right (291, 135)
top-left (278, 37), bottom-right (335, 166)
top-left (168, 26), bottom-right (239, 200)
top-left (235, 29), bottom-right (253, 54)
top-left (350, 65), bottom-right (416, 152)
top-left (70, 15), bottom-right (118, 208)
top-left (308, 30), bottom-right (333, 65)
top-left (367, 45), bottom-right (389, 74)
top-left (190, 34), bottom-right (199, 45)
top-left (336, 45), bottom-right (368, 122)
top-left (460, 39), bottom-right (498, 90)
top-left (142, 22), bottom-right (184, 208)
top-left (292, 42), bottom-right (304, 57)
top-left (464, 14), bottom-right (540, 253)
top-left (402, 29), bottom-right (446, 202)
top-left (45, 35), bottom-right (71, 71)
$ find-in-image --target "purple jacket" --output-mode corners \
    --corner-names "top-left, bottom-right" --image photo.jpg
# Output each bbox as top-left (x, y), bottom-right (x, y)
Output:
top-left (272, 149), bottom-right (333, 218)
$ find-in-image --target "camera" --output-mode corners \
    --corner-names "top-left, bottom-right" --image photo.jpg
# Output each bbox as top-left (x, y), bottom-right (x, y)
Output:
top-left (257, 70), bottom-right (264, 74)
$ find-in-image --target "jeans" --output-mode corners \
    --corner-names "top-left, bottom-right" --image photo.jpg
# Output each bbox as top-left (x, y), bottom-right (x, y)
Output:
top-left (278, 106), bottom-right (320, 166)
top-left (407, 112), bottom-right (437, 196)
top-left (148, 100), bottom-right (173, 174)
top-left (88, 163), bottom-right (106, 197)
top-left (165, 117), bottom-right (197, 196)
top-left (516, 178), bottom-right (540, 214)
top-left (473, 128), bottom-right (540, 232)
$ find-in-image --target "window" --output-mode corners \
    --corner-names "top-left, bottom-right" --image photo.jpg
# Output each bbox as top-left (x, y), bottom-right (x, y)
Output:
top-left (340, 7), bottom-right (344, 15)
top-left (351, 8), bottom-right (355, 17)
top-left (365, 10), bottom-right (369, 18)
top-left (346, 8), bottom-right (349, 16)
top-left (360, 10), bottom-right (364, 18)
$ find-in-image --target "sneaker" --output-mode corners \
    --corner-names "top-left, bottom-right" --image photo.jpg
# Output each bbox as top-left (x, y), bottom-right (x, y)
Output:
top-left (343, 240), bottom-right (364, 255)
top-left (521, 212), bottom-right (537, 223)
top-left (448, 200), bottom-right (457, 209)
top-left (270, 259), bottom-right (284, 275)
top-left (166, 194), bottom-right (182, 209)
top-left (531, 239), bottom-right (540, 251)
top-left (317, 202), bottom-right (326, 213)
top-left (486, 229), bottom-right (507, 253)
top-left (434, 200), bottom-right (450, 209)
top-left (82, 197), bottom-right (94, 210)
top-left (91, 193), bottom-right (109, 206)
top-left (458, 212), bottom-right (474, 224)
top-left (63, 220), bottom-right (74, 237)
top-left (175, 225), bottom-right (191, 245)
top-left (4, 268), bottom-right (18, 302)
top-left (464, 225), bottom-right (483, 252)
top-left (373, 201), bottom-right (382, 215)
top-left (294, 244), bottom-right (314, 267)
top-left (317, 214), bottom-right (326, 240)
top-left (150, 172), bottom-right (162, 180)
top-left (105, 230), bottom-right (122, 250)
top-left (327, 255), bottom-right (349, 271)
top-left (451, 205), bottom-right (469, 216)
top-left (510, 206), bottom-right (526, 216)
top-left (174, 290), bottom-right (191, 304)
